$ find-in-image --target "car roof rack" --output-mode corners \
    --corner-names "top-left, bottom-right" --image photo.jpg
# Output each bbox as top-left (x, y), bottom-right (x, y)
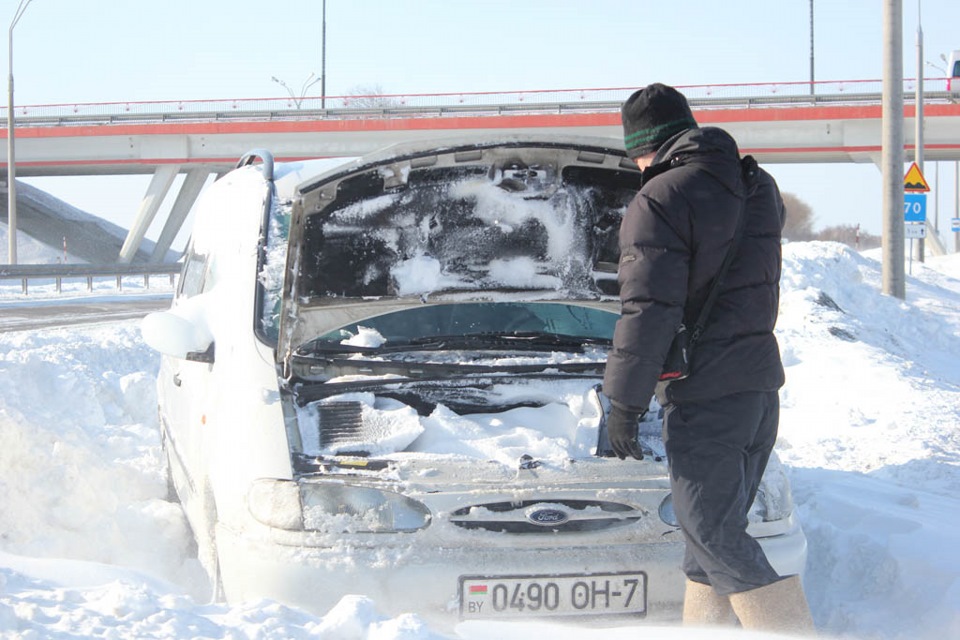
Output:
top-left (236, 149), bottom-right (275, 182)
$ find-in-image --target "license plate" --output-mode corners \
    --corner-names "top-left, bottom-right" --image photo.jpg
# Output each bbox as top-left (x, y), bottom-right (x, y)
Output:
top-left (459, 571), bottom-right (647, 619)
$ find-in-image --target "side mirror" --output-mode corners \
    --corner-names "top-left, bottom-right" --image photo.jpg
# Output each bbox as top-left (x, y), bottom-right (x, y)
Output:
top-left (141, 310), bottom-right (215, 363)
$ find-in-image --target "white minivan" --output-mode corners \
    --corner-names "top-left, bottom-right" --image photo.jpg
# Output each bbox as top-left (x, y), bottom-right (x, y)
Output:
top-left (141, 135), bottom-right (808, 630)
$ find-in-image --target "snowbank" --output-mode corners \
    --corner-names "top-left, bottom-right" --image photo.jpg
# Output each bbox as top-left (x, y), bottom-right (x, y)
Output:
top-left (0, 241), bottom-right (958, 638)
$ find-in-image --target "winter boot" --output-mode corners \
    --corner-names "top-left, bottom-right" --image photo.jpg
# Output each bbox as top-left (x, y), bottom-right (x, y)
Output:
top-left (682, 579), bottom-right (737, 626)
top-left (728, 575), bottom-right (816, 636)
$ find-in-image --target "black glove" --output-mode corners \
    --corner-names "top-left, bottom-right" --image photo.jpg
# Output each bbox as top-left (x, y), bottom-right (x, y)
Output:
top-left (606, 403), bottom-right (646, 460)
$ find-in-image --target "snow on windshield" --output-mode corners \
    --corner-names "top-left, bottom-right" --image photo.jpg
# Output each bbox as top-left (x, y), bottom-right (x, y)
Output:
top-left (297, 175), bottom-right (622, 300)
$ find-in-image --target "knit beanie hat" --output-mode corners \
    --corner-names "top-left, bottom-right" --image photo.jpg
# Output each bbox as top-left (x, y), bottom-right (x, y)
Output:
top-left (621, 83), bottom-right (698, 159)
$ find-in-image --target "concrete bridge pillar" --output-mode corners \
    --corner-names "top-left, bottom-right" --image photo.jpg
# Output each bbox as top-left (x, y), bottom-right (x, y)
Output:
top-left (118, 165), bottom-right (179, 263)
top-left (149, 168), bottom-right (210, 262)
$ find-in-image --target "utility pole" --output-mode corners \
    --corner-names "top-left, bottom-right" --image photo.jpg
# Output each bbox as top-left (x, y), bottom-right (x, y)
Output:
top-left (933, 162), bottom-right (938, 233)
top-left (955, 162), bottom-right (959, 253)
top-left (321, 0), bottom-right (327, 109)
top-left (881, 0), bottom-right (906, 299)
top-left (809, 0), bottom-right (815, 95)
top-left (6, 0), bottom-right (35, 265)
top-left (6, 16), bottom-right (13, 265)
top-left (915, 3), bottom-right (925, 263)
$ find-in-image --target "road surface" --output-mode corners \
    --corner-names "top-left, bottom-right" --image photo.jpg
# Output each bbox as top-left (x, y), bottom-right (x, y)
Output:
top-left (0, 296), bottom-right (172, 332)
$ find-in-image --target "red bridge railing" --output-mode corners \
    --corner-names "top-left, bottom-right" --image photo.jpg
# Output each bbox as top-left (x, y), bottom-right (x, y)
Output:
top-left (1, 78), bottom-right (956, 127)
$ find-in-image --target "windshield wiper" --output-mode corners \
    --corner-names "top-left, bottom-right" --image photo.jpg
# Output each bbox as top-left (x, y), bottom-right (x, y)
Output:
top-left (406, 331), bottom-right (610, 351)
top-left (299, 331), bottom-right (610, 356)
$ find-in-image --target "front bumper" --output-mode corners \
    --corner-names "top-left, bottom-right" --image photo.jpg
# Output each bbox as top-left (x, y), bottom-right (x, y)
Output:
top-left (755, 514), bottom-right (809, 578)
top-left (216, 523), bottom-right (686, 630)
top-left (215, 517), bottom-right (807, 630)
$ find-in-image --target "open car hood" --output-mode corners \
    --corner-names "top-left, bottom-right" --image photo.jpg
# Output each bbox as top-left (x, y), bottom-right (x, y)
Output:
top-left (275, 134), bottom-right (641, 367)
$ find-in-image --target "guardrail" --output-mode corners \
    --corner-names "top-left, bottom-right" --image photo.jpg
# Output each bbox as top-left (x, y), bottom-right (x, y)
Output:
top-left (2, 78), bottom-right (956, 128)
top-left (0, 263), bottom-right (181, 295)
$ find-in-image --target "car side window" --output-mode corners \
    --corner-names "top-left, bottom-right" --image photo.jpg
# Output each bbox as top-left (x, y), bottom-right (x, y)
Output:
top-left (257, 197), bottom-right (292, 344)
top-left (178, 250), bottom-right (208, 300)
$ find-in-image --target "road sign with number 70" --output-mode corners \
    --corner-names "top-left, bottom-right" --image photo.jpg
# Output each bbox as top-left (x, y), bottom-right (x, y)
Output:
top-left (904, 193), bottom-right (927, 222)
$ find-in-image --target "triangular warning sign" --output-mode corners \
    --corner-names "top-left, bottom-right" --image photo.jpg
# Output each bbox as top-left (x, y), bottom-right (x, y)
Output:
top-left (904, 162), bottom-right (931, 192)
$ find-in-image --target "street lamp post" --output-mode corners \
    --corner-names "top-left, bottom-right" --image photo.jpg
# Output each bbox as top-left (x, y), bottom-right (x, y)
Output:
top-left (321, 0), bottom-right (327, 109)
top-left (809, 0), bottom-right (815, 95)
top-left (925, 54), bottom-right (959, 254)
top-left (881, 0), bottom-right (905, 299)
top-left (925, 57), bottom-right (946, 77)
top-left (6, 0), bottom-right (34, 265)
top-left (915, 2), bottom-right (925, 263)
top-left (271, 73), bottom-right (322, 109)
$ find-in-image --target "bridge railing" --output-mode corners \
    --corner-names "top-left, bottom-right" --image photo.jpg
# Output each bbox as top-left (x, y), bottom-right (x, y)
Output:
top-left (2, 78), bottom-right (955, 127)
top-left (0, 263), bottom-right (181, 295)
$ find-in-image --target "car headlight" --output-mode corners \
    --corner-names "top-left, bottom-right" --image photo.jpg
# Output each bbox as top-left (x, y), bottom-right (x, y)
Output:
top-left (751, 464), bottom-right (795, 524)
top-left (658, 461), bottom-right (795, 533)
top-left (658, 494), bottom-right (679, 527)
top-left (248, 478), bottom-right (431, 533)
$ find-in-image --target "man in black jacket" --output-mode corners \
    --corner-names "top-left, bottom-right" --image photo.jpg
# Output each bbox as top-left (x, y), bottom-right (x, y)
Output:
top-left (601, 83), bottom-right (815, 634)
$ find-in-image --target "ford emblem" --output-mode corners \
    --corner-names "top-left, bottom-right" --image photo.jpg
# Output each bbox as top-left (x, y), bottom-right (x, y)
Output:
top-left (526, 507), bottom-right (569, 526)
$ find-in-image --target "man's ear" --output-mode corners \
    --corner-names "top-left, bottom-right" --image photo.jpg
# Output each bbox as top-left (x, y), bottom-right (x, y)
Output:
top-left (635, 151), bottom-right (657, 171)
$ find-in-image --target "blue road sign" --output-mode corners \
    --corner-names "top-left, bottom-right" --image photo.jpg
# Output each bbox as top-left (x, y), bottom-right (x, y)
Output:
top-left (904, 193), bottom-right (927, 222)
top-left (952, 217), bottom-right (960, 232)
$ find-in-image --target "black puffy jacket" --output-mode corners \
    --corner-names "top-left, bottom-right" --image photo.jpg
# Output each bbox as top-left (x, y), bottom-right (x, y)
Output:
top-left (602, 126), bottom-right (785, 410)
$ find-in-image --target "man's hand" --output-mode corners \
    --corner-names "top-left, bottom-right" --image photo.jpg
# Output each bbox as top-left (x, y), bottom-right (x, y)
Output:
top-left (606, 404), bottom-right (646, 460)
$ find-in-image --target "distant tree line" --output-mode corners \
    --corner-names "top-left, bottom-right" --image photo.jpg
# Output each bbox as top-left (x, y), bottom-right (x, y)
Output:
top-left (781, 192), bottom-right (881, 250)
top-left (346, 84), bottom-right (400, 108)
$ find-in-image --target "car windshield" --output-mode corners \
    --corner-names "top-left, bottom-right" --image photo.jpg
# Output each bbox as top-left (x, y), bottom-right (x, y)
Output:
top-left (298, 302), bottom-right (617, 354)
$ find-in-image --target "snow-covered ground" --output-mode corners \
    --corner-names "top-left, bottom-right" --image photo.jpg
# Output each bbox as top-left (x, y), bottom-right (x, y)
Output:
top-left (1, 241), bottom-right (958, 639)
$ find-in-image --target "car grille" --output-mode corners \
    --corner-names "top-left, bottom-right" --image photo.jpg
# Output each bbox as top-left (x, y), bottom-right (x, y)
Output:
top-left (449, 499), bottom-right (644, 533)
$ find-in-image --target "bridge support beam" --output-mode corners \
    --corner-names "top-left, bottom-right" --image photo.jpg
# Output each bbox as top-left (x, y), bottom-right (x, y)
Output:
top-left (118, 165), bottom-right (179, 264)
top-left (924, 222), bottom-right (947, 257)
top-left (149, 168), bottom-right (210, 262)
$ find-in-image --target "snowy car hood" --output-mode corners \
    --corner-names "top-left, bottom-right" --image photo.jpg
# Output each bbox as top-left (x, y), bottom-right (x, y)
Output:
top-left (275, 134), bottom-right (641, 364)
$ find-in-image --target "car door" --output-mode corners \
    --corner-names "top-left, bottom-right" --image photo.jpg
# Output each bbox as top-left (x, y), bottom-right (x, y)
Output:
top-left (157, 248), bottom-right (214, 505)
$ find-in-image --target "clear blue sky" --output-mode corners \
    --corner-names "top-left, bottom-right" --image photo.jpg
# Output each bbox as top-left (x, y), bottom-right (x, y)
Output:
top-left (10, 0), bottom-right (960, 242)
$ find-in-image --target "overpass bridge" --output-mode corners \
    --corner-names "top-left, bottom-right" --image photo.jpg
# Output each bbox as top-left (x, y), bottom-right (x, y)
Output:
top-left (3, 78), bottom-right (960, 263)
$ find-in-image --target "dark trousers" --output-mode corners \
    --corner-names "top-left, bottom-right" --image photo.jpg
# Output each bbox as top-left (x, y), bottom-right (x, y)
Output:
top-left (662, 390), bottom-right (782, 596)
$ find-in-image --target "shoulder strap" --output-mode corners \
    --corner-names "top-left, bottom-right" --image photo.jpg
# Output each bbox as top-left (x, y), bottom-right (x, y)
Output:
top-left (689, 155), bottom-right (758, 344)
